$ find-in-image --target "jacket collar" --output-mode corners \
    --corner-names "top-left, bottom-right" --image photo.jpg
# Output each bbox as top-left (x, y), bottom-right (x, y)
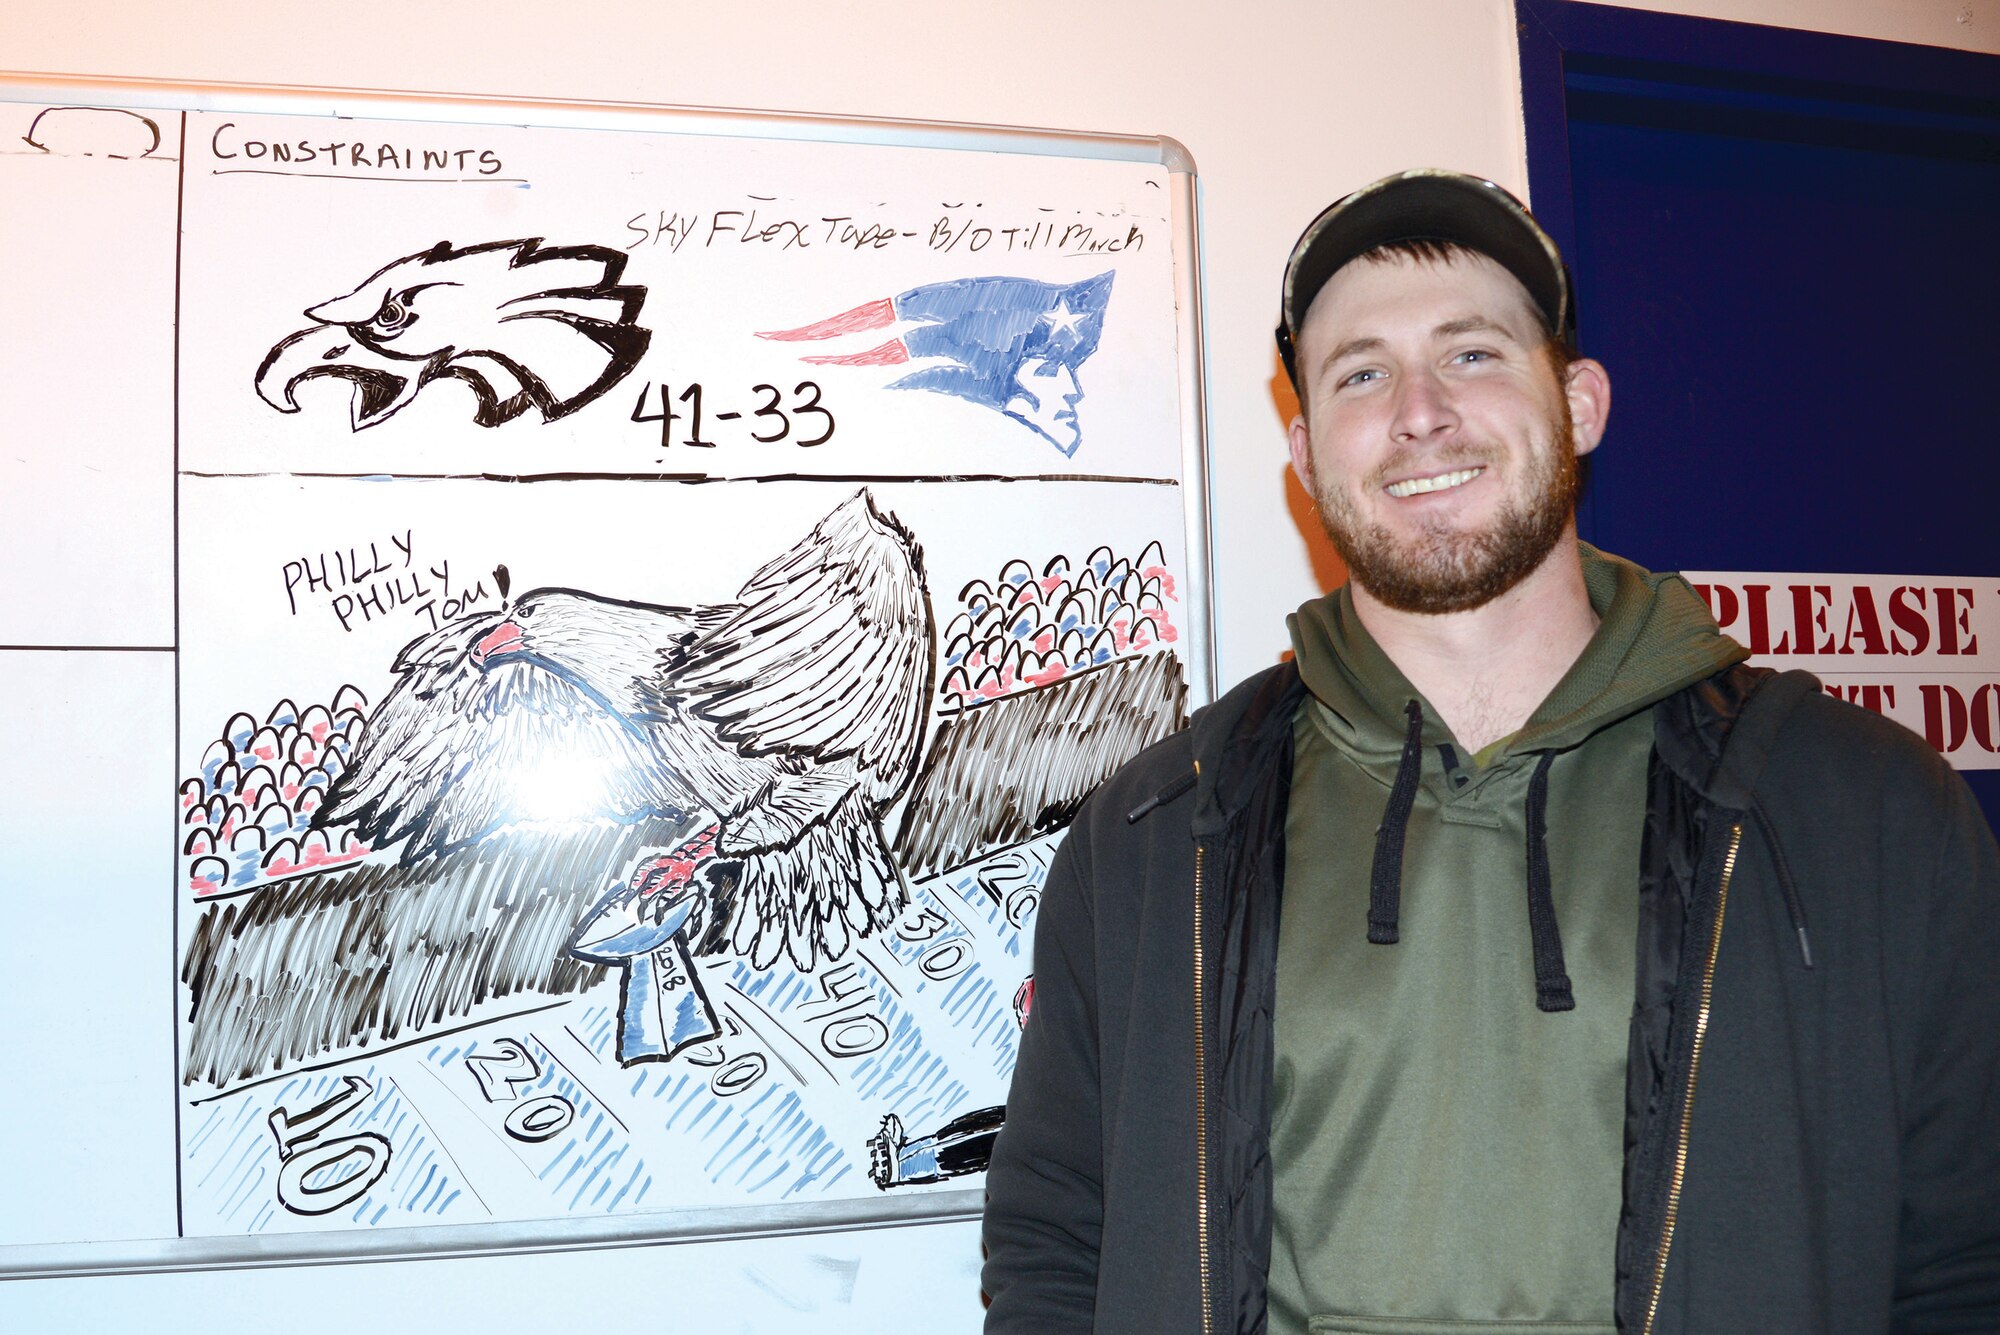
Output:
top-left (1184, 654), bottom-right (1816, 870)
top-left (1188, 662), bottom-right (1306, 837)
top-left (1649, 662), bottom-right (1822, 809)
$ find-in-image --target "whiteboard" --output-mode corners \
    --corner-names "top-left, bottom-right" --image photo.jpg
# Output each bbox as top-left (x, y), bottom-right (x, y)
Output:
top-left (0, 75), bottom-right (1211, 1276)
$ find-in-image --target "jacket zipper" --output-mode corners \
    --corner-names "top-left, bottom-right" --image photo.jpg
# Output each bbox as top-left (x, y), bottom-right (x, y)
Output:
top-left (1640, 822), bottom-right (1741, 1335)
top-left (1193, 842), bottom-right (1213, 1335)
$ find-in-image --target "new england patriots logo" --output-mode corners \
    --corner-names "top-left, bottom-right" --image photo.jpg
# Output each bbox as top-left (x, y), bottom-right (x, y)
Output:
top-left (255, 238), bottom-right (651, 431)
top-left (759, 272), bottom-right (1113, 457)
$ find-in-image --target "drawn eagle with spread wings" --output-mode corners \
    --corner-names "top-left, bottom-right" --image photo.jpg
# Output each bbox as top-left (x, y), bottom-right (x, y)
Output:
top-left (314, 491), bottom-right (933, 973)
top-left (255, 238), bottom-right (650, 430)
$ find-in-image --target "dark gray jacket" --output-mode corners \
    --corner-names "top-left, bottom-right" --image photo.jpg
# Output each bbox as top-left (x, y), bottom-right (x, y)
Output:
top-left (982, 662), bottom-right (2000, 1333)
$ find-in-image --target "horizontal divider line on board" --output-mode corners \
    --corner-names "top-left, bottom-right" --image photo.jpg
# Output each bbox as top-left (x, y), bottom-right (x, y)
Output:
top-left (0, 644), bottom-right (175, 653)
top-left (178, 470), bottom-right (1184, 485)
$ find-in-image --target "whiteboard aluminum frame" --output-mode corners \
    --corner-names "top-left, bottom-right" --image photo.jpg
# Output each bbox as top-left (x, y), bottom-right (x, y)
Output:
top-left (0, 1191), bottom-right (981, 1281)
top-left (0, 71), bottom-right (1211, 1278)
top-left (0, 71), bottom-right (1197, 169)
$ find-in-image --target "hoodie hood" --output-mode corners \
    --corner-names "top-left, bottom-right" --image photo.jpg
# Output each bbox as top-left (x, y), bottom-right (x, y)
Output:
top-left (1288, 543), bottom-right (1749, 765)
top-left (1285, 543), bottom-right (1751, 1013)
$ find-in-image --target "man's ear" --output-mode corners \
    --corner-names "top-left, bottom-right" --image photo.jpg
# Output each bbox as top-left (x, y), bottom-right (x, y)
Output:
top-left (1564, 357), bottom-right (1611, 457)
top-left (1288, 414), bottom-right (1316, 492)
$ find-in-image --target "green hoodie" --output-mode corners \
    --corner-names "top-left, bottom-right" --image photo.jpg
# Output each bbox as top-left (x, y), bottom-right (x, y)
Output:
top-left (1267, 544), bottom-right (1747, 1335)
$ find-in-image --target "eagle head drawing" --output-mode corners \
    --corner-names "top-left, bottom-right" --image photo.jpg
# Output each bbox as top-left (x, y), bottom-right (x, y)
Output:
top-left (254, 238), bottom-right (651, 430)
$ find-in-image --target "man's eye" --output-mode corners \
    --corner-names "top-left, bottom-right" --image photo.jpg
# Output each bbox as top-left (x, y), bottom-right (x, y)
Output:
top-left (1451, 348), bottom-right (1495, 365)
top-left (1339, 368), bottom-right (1384, 388)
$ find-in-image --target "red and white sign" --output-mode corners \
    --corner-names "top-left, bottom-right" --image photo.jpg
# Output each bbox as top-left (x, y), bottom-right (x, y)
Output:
top-left (1684, 573), bottom-right (2000, 771)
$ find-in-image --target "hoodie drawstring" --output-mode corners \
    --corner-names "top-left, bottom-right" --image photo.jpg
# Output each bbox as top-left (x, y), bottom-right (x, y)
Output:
top-left (1750, 797), bottom-right (1815, 969)
top-left (1367, 700), bottom-right (1425, 945)
top-left (1524, 750), bottom-right (1576, 1012)
top-left (1126, 764), bottom-right (1197, 824)
top-left (1369, 699), bottom-right (1575, 1012)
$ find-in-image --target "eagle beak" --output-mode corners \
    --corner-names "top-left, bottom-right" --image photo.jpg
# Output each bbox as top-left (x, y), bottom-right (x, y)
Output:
top-left (306, 286), bottom-right (392, 326)
top-left (470, 618), bottom-right (527, 669)
top-left (254, 326), bottom-right (426, 430)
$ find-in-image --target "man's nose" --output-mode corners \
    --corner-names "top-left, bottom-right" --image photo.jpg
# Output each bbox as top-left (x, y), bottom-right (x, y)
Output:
top-left (1390, 368), bottom-right (1459, 442)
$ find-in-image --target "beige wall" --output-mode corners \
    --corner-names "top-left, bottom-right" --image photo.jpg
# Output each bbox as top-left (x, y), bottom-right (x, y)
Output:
top-left (3, 2), bottom-right (1992, 1329)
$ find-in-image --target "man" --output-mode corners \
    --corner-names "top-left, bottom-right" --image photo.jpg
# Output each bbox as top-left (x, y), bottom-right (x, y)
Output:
top-left (981, 169), bottom-right (2000, 1333)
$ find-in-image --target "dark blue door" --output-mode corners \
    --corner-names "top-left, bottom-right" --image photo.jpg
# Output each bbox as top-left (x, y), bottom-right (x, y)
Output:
top-left (1518, 0), bottom-right (2000, 828)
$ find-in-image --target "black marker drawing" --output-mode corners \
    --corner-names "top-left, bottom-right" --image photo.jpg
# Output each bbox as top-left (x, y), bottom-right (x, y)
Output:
top-left (254, 238), bottom-right (651, 430)
top-left (266, 1075), bottom-right (392, 1216)
top-left (868, 974), bottom-right (1032, 1189)
top-left (894, 539), bottom-right (1188, 879)
top-left (939, 540), bottom-right (1178, 707)
top-left (24, 106), bottom-right (163, 159)
top-left (869, 1104), bottom-right (1006, 1188)
top-left (182, 491), bottom-right (934, 1086)
top-left (567, 825), bottom-right (731, 1063)
top-left (326, 490), bottom-right (932, 970)
top-left (181, 690), bottom-right (373, 894)
top-left (182, 823), bottom-right (620, 1089)
top-left (895, 650), bottom-right (1187, 880)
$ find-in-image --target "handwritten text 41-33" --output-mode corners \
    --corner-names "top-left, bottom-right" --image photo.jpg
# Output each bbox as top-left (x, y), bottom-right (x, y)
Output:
top-left (630, 380), bottom-right (835, 451)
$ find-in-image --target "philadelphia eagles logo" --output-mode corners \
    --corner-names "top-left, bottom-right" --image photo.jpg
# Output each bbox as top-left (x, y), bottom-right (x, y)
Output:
top-left (254, 238), bottom-right (651, 431)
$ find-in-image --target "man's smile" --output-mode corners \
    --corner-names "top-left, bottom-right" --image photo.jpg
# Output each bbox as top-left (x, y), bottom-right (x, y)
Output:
top-left (1384, 466), bottom-right (1485, 498)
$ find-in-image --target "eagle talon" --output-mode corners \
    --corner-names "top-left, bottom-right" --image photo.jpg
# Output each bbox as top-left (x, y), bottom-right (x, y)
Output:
top-left (568, 823), bottom-right (725, 962)
top-left (568, 878), bottom-right (696, 963)
top-left (645, 879), bottom-right (708, 941)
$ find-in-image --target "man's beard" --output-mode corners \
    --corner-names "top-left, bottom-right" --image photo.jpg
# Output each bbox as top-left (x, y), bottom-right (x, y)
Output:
top-left (1309, 409), bottom-right (1579, 615)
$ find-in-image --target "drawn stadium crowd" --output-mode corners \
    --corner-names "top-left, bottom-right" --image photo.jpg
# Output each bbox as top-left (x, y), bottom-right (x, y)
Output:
top-left (939, 540), bottom-right (1179, 708)
top-left (180, 691), bottom-right (372, 894)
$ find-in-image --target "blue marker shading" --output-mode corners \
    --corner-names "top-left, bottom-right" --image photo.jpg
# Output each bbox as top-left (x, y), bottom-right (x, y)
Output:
top-left (759, 272), bottom-right (1114, 456)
